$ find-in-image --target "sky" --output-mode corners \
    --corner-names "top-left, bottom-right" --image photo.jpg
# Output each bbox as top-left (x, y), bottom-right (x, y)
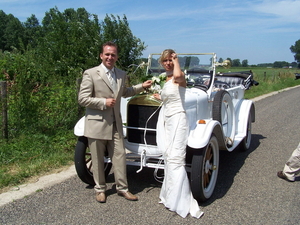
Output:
top-left (1, 0), bottom-right (300, 65)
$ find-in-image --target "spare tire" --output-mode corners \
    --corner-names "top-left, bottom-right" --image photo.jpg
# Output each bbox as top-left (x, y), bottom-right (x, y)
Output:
top-left (212, 90), bottom-right (235, 146)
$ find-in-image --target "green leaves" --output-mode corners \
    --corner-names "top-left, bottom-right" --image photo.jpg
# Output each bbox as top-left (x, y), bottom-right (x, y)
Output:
top-left (101, 14), bottom-right (147, 71)
top-left (290, 39), bottom-right (300, 66)
top-left (0, 7), bottom-right (149, 190)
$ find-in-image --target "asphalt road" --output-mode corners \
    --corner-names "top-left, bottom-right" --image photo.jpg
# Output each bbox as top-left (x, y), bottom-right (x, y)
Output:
top-left (1, 86), bottom-right (300, 225)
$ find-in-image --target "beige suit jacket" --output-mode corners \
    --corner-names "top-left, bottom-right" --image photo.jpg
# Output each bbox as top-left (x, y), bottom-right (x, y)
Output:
top-left (78, 64), bottom-right (144, 140)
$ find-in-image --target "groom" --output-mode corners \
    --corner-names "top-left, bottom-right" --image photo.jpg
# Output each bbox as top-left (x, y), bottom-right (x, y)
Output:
top-left (78, 41), bottom-right (152, 203)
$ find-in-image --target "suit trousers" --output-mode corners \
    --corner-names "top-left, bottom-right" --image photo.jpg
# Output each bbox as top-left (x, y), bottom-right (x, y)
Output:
top-left (283, 142), bottom-right (300, 181)
top-left (88, 123), bottom-right (128, 193)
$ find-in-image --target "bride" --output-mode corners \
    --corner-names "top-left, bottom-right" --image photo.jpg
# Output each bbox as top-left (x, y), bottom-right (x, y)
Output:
top-left (153, 49), bottom-right (204, 218)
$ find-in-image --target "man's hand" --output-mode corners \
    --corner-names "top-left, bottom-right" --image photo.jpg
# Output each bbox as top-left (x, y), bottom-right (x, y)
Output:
top-left (106, 98), bottom-right (116, 107)
top-left (142, 80), bottom-right (152, 89)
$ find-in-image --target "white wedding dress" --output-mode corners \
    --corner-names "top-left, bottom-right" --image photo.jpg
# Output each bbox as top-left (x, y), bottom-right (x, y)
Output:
top-left (156, 78), bottom-right (204, 218)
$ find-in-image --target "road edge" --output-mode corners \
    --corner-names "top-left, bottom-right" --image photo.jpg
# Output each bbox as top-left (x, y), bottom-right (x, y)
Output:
top-left (0, 165), bottom-right (76, 207)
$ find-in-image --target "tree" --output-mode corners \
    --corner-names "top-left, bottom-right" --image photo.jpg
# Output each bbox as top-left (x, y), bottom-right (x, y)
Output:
top-left (0, 10), bottom-right (8, 50)
top-left (0, 11), bottom-right (42, 51)
top-left (232, 59), bottom-right (241, 67)
top-left (290, 40), bottom-right (300, 67)
top-left (2, 13), bottom-right (24, 51)
top-left (273, 61), bottom-right (289, 68)
top-left (23, 14), bottom-right (42, 48)
top-left (38, 7), bottom-right (102, 83)
top-left (226, 58), bottom-right (232, 64)
top-left (290, 62), bottom-right (298, 68)
top-left (178, 56), bottom-right (200, 69)
top-left (0, 8), bottom-right (148, 135)
top-left (218, 58), bottom-right (223, 63)
top-left (257, 63), bottom-right (273, 67)
top-left (189, 56), bottom-right (200, 67)
top-left (242, 59), bottom-right (248, 67)
top-left (101, 14), bottom-right (147, 71)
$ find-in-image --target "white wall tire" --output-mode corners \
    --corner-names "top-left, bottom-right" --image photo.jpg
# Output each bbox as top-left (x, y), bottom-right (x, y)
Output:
top-left (190, 135), bottom-right (219, 202)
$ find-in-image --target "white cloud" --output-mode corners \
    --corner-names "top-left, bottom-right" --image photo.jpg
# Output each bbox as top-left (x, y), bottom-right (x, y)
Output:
top-left (253, 0), bottom-right (300, 22)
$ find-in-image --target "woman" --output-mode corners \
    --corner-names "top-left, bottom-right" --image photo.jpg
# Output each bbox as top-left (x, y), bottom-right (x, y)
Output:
top-left (154, 49), bottom-right (204, 218)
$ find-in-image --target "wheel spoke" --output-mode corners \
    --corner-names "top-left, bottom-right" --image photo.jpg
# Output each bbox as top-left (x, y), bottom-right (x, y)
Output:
top-left (85, 152), bottom-right (93, 170)
top-left (203, 145), bottom-right (214, 188)
top-left (85, 157), bottom-right (91, 163)
top-left (203, 173), bottom-right (208, 187)
top-left (204, 166), bottom-right (212, 188)
top-left (206, 146), bottom-right (212, 161)
top-left (88, 162), bottom-right (92, 171)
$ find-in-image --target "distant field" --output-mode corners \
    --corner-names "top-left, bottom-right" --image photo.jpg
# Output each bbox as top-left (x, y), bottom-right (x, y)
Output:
top-left (217, 67), bottom-right (300, 99)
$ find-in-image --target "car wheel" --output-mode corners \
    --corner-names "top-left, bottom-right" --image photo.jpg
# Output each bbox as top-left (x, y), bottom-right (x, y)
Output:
top-left (239, 113), bottom-right (252, 151)
top-left (74, 136), bottom-right (112, 185)
top-left (213, 90), bottom-right (235, 146)
top-left (190, 135), bottom-right (219, 202)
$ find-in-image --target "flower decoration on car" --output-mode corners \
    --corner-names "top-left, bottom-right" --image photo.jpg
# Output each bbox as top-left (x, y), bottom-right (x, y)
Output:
top-left (147, 73), bottom-right (167, 94)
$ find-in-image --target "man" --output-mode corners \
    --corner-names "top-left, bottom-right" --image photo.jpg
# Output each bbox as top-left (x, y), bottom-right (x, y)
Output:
top-left (78, 41), bottom-right (152, 203)
top-left (277, 142), bottom-right (300, 182)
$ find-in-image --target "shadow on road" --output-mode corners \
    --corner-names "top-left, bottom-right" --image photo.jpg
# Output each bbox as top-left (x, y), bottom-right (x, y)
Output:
top-left (83, 164), bottom-right (162, 197)
top-left (201, 133), bottom-right (266, 206)
top-left (81, 133), bottom-right (267, 205)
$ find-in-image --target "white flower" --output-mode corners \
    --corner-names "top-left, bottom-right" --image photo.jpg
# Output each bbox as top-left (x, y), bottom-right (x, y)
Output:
top-left (146, 73), bottom-right (166, 93)
top-left (152, 76), bottom-right (161, 85)
top-left (158, 73), bottom-right (166, 81)
top-left (149, 83), bottom-right (162, 93)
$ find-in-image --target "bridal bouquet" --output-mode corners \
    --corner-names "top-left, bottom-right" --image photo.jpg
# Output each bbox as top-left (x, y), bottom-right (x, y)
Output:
top-left (148, 73), bottom-right (167, 94)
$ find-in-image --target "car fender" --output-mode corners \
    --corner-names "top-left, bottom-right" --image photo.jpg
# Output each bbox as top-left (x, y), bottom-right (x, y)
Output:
top-left (74, 116), bottom-right (85, 136)
top-left (236, 99), bottom-right (255, 136)
top-left (188, 120), bottom-right (225, 149)
top-left (74, 97), bottom-right (129, 137)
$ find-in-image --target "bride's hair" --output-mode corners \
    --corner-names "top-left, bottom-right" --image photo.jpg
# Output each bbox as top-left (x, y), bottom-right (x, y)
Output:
top-left (158, 49), bottom-right (175, 65)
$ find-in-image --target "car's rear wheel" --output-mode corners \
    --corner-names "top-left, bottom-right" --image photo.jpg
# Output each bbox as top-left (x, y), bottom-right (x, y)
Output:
top-left (190, 135), bottom-right (219, 202)
top-left (239, 113), bottom-right (252, 151)
top-left (74, 136), bottom-right (112, 186)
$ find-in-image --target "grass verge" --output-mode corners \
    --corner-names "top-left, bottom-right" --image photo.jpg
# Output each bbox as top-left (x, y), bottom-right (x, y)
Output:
top-left (0, 130), bottom-right (75, 193)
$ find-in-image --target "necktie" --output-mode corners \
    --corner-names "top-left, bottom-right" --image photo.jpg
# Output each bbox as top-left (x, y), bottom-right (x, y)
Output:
top-left (107, 70), bottom-right (116, 92)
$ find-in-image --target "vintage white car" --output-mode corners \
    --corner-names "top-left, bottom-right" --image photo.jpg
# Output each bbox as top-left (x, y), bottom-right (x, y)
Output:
top-left (74, 53), bottom-right (258, 202)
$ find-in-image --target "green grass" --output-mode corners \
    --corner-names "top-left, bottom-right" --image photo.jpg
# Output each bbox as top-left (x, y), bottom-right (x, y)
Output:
top-left (0, 66), bottom-right (299, 192)
top-left (0, 130), bottom-right (75, 192)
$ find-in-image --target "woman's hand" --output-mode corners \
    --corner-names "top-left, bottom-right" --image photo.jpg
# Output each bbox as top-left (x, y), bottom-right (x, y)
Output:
top-left (171, 52), bottom-right (186, 87)
top-left (153, 93), bottom-right (161, 100)
top-left (171, 53), bottom-right (178, 61)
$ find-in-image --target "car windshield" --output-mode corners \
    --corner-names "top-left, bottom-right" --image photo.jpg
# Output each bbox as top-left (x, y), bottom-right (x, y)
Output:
top-left (147, 53), bottom-right (215, 89)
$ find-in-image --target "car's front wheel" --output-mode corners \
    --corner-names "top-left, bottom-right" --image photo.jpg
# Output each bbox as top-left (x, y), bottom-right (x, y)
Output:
top-left (74, 136), bottom-right (112, 186)
top-left (190, 135), bottom-right (219, 202)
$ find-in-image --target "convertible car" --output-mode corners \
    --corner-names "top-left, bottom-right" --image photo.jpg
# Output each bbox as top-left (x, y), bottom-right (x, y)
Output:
top-left (74, 53), bottom-right (259, 202)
